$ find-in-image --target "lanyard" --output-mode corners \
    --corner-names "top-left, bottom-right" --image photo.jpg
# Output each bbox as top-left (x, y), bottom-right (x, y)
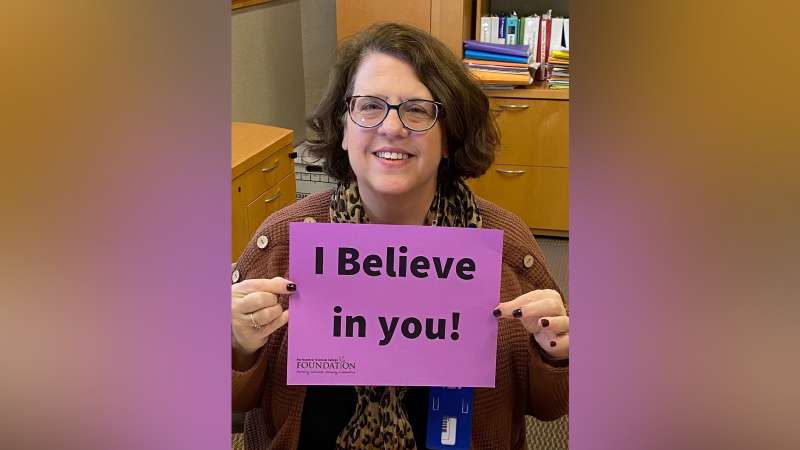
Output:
top-left (425, 387), bottom-right (474, 449)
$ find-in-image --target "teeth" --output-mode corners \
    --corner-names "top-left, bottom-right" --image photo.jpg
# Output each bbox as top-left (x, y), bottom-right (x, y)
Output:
top-left (375, 151), bottom-right (409, 160)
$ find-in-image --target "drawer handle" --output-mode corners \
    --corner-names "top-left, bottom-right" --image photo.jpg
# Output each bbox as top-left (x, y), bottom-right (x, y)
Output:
top-left (264, 190), bottom-right (281, 204)
top-left (496, 104), bottom-right (529, 111)
top-left (261, 161), bottom-right (279, 173)
top-left (496, 169), bottom-right (526, 175)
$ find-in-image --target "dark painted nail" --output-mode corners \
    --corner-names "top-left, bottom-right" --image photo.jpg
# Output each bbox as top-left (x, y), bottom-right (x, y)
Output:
top-left (287, 283), bottom-right (296, 292)
top-left (512, 308), bottom-right (522, 318)
top-left (549, 341), bottom-right (557, 347)
top-left (492, 309), bottom-right (501, 317)
top-left (541, 318), bottom-right (550, 327)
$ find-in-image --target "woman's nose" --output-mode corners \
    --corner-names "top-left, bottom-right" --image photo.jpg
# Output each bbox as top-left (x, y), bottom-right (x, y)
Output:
top-left (378, 108), bottom-right (409, 138)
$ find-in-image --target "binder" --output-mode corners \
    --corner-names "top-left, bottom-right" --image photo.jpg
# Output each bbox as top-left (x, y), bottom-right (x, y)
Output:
top-left (480, 16), bottom-right (491, 42)
top-left (523, 16), bottom-right (540, 54)
top-left (505, 14), bottom-right (518, 45)
top-left (464, 50), bottom-right (529, 64)
top-left (463, 40), bottom-right (529, 57)
top-left (490, 16), bottom-right (500, 44)
top-left (534, 12), bottom-right (552, 80)
top-left (471, 70), bottom-right (532, 85)
top-left (463, 58), bottom-right (529, 69)
top-left (550, 17), bottom-right (565, 51)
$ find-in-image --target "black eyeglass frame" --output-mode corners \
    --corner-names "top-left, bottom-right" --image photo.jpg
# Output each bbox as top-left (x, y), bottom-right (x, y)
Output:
top-left (345, 95), bottom-right (445, 132)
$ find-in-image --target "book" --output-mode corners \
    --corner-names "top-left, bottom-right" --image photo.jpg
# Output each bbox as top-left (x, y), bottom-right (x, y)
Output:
top-left (505, 14), bottom-right (518, 45)
top-left (464, 50), bottom-right (529, 64)
top-left (464, 40), bottom-right (530, 57)
top-left (480, 16), bottom-right (491, 42)
top-left (523, 16), bottom-right (540, 54)
top-left (490, 16), bottom-right (500, 44)
top-left (550, 17), bottom-right (565, 52)
top-left (470, 69), bottom-right (532, 85)
top-left (463, 58), bottom-right (529, 69)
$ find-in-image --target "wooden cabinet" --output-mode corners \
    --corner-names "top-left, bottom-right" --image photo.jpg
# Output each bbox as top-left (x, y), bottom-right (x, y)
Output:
top-left (335, 0), bottom-right (473, 57)
top-left (232, 122), bottom-right (296, 261)
top-left (469, 86), bottom-right (569, 236)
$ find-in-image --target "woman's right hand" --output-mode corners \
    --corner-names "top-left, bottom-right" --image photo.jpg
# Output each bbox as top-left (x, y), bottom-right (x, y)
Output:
top-left (231, 277), bottom-right (295, 370)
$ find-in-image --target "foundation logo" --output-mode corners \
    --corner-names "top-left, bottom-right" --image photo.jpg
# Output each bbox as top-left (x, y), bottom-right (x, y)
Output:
top-left (296, 356), bottom-right (356, 375)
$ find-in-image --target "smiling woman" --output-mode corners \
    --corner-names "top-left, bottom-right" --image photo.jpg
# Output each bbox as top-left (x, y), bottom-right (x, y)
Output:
top-left (231, 22), bottom-right (569, 450)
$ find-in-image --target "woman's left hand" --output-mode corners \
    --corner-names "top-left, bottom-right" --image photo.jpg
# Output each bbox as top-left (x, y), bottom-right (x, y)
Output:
top-left (493, 289), bottom-right (569, 360)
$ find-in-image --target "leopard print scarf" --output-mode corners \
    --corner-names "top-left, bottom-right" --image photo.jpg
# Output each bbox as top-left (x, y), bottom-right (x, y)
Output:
top-left (329, 179), bottom-right (482, 228)
top-left (329, 178), bottom-right (481, 450)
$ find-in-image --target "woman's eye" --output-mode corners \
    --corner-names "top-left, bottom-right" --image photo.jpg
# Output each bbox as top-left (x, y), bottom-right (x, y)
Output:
top-left (359, 101), bottom-right (384, 111)
top-left (407, 105), bottom-right (431, 115)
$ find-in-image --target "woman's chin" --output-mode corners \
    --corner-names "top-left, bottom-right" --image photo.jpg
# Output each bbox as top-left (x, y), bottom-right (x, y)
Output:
top-left (364, 180), bottom-right (415, 198)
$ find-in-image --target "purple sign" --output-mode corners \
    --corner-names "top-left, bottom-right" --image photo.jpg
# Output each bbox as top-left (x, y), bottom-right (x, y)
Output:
top-left (288, 222), bottom-right (503, 387)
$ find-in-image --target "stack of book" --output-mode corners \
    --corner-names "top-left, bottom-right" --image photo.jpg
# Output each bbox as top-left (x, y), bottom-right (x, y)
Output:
top-left (548, 49), bottom-right (569, 89)
top-left (478, 11), bottom-right (570, 88)
top-left (463, 40), bottom-right (532, 88)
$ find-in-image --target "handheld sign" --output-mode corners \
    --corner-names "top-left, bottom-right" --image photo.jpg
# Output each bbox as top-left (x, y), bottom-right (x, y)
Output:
top-left (287, 222), bottom-right (503, 387)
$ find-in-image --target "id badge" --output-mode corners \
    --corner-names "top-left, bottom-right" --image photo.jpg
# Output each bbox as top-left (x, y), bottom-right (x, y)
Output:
top-left (425, 387), bottom-right (473, 449)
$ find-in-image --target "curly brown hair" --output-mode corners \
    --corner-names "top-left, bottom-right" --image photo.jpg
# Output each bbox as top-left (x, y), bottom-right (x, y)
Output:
top-left (305, 22), bottom-right (499, 185)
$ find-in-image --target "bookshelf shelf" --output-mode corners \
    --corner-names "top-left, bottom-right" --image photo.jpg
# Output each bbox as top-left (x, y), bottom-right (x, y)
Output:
top-left (484, 82), bottom-right (569, 100)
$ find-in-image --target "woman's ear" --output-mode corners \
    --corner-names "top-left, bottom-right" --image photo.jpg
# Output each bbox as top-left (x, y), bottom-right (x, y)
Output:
top-left (341, 116), bottom-right (349, 151)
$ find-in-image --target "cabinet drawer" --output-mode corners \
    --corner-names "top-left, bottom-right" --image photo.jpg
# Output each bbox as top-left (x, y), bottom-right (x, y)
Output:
top-left (238, 145), bottom-right (293, 204)
top-left (245, 173), bottom-right (296, 235)
top-left (470, 164), bottom-right (568, 232)
top-left (490, 98), bottom-right (568, 168)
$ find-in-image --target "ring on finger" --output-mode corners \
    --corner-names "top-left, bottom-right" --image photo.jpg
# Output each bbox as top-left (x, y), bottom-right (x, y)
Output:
top-left (249, 312), bottom-right (262, 329)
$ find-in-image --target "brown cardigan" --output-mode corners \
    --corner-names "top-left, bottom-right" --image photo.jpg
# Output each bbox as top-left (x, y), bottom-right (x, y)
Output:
top-left (232, 191), bottom-right (568, 449)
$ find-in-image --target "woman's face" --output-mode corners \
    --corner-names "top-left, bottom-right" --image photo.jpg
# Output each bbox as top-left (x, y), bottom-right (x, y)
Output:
top-left (342, 52), bottom-right (446, 201)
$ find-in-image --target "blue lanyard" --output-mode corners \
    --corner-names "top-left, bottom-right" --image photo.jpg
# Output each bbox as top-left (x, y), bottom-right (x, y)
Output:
top-left (425, 387), bottom-right (474, 449)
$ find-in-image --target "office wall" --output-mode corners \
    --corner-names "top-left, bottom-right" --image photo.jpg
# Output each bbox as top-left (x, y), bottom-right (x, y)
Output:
top-left (231, 0), bottom-right (337, 145)
top-left (232, 0), bottom-right (306, 144)
top-left (300, 0), bottom-right (337, 121)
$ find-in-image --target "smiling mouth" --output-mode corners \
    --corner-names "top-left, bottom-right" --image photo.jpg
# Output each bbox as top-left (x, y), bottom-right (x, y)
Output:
top-left (374, 151), bottom-right (411, 161)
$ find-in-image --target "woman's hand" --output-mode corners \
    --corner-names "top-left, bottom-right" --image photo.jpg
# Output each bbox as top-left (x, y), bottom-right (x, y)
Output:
top-left (493, 289), bottom-right (569, 360)
top-left (231, 277), bottom-right (295, 370)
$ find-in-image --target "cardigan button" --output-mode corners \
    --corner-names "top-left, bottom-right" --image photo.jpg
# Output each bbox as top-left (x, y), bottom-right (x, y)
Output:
top-left (523, 254), bottom-right (535, 268)
top-left (256, 235), bottom-right (269, 249)
top-left (303, 217), bottom-right (317, 223)
top-left (231, 269), bottom-right (240, 284)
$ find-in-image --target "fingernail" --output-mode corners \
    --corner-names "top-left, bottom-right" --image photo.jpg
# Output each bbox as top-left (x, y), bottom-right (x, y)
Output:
top-left (492, 309), bottom-right (501, 317)
top-left (549, 341), bottom-right (557, 347)
top-left (287, 283), bottom-right (296, 292)
top-left (541, 318), bottom-right (549, 327)
top-left (512, 308), bottom-right (522, 318)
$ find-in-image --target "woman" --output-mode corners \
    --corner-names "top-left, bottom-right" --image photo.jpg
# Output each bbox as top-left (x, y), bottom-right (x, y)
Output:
top-left (231, 23), bottom-right (568, 450)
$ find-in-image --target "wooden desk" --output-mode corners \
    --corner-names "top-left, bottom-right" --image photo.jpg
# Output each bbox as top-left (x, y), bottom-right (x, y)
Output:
top-left (232, 122), bottom-right (296, 261)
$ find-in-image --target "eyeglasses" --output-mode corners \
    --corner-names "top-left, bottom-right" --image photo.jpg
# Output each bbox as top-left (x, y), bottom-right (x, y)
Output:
top-left (345, 95), bottom-right (444, 132)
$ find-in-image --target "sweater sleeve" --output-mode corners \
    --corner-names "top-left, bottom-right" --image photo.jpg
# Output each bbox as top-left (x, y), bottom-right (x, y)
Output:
top-left (232, 346), bottom-right (270, 412)
top-left (516, 233), bottom-right (569, 421)
top-left (230, 208), bottom-right (294, 414)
